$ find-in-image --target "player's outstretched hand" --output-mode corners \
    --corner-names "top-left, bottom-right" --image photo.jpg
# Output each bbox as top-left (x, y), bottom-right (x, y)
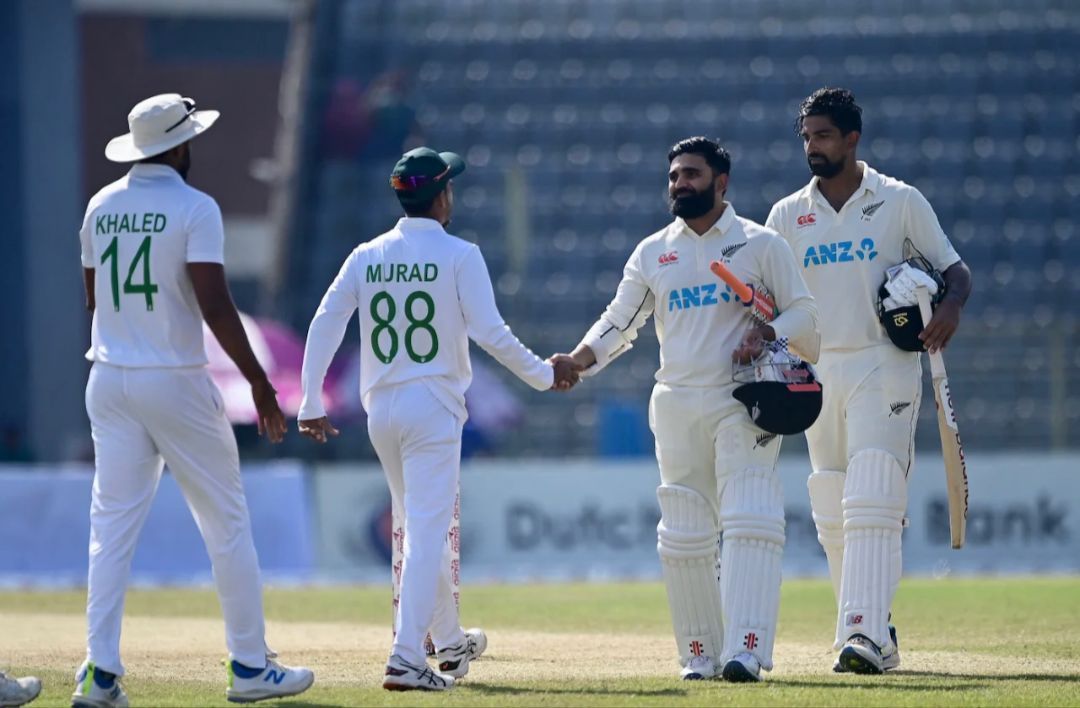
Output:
top-left (251, 378), bottom-right (288, 443)
top-left (299, 416), bottom-right (340, 444)
top-left (547, 354), bottom-right (583, 391)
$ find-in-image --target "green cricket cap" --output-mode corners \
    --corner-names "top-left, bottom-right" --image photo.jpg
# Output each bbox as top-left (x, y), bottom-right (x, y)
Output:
top-left (389, 147), bottom-right (465, 204)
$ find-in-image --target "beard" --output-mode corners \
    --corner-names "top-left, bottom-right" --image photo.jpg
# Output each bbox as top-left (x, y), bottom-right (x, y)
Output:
top-left (808, 153), bottom-right (844, 178)
top-left (668, 187), bottom-right (716, 219)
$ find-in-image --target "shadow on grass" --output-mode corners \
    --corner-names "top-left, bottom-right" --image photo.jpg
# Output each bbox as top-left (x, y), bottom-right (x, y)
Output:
top-left (891, 670), bottom-right (1080, 683)
top-left (468, 684), bottom-right (688, 698)
top-left (775, 679), bottom-right (988, 692)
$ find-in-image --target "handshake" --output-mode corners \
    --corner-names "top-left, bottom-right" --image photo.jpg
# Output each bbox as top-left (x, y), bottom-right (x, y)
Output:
top-left (546, 353), bottom-right (586, 391)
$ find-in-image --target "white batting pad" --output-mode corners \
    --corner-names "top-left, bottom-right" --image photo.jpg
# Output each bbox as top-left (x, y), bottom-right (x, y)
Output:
top-left (808, 469), bottom-right (846, 603)
top-left (837, 448), bottom-right (907, 650)
top-left (656, 484), bottom-right (724, 666)
top-left (718, 467), bottom-right (785, 671)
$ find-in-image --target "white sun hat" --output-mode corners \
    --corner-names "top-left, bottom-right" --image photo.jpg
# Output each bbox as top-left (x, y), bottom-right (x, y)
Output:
top-left (104, 93), bottom-right (220, 163)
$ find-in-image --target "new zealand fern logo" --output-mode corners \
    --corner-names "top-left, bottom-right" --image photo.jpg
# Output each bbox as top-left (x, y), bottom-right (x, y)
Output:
top-left (889, 401), bottom-right (912, 417)
top-left (861, 200), bottom-right (885, 221)
top-left (721, 242), bottom-right (747, 259)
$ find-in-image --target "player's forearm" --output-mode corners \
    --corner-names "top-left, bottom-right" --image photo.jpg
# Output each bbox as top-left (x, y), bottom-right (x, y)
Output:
top-left (941, 261), bottom-right (972, 307)
top-left (297, 307), bottom-right (352, 419)
top-left (83, 268), bottom-right (96, 312)
top-left (769, 298), bottom-right (821, 364)
top-left (473, 324), bottom-right (554, 391)
top-left (568, 343), bottom-right (597, 369)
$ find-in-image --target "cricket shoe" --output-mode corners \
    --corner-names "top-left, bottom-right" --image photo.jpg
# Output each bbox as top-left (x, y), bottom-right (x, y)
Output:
top-left (71, 662), bottom-right (127, 708)
top-left (225, 657), bottom-right (314, 703)
top-left (0, 671), bottom-right (41, 708)
top-left (721, 652), bottom-right (762, 683)
top-left (836, 633), bottom-right (886, 674)
top-left (834, 624), bottom-right (900, 673)
top-left (680, 656), bottom-right (717, 681)
top-left (437, 628), bottom-right (488, 678)
top-left (382, 655), bottom-right (454, 691)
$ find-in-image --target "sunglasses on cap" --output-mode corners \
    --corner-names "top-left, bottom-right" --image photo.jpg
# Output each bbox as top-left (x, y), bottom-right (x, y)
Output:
top-left (390, 165), bottom-right (452, 191)
top-left (165, 98), bottom-right (197, 133)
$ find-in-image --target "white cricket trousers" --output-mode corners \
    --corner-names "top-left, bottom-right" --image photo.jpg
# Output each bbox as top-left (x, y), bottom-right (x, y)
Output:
top-left (84, 363), bottom-right (267, 675)
top-left (366, 380), bottom-right (465, 666)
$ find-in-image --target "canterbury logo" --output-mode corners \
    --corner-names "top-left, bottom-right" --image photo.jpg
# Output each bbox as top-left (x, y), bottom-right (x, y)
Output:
top-left (862, 200), bottom-right (885, 219)
top-left (658, 251), bottom-right (679, 265)
top-left (721, 242), bottom-right (747, 258)
top-left (889, 401), bottom-right (911, 417)
top-left (796, 213), bottom-right (816, 227)
top-left (755, 432), bottom-right (777, 448)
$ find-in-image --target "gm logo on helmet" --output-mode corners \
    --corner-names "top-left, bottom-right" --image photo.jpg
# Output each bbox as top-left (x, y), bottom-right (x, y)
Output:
top-left (892, 312), bottom-right (909, 327)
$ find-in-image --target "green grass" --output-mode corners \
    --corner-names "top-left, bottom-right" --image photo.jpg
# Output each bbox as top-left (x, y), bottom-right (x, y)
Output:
top-left (3, 577), bottom-right (1079, 706)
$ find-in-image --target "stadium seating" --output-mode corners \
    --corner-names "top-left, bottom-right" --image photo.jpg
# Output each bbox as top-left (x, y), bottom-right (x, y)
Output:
top-left (285, 0), bottom-right (1080, 455)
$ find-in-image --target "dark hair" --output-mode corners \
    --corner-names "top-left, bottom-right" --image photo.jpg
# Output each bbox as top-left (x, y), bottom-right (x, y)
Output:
top-left (796, 87), bottom-right (863, 135)
top-left (668, 137), bottom-right (731, 177)
top-left (399, 195), bottom-right (438, 216)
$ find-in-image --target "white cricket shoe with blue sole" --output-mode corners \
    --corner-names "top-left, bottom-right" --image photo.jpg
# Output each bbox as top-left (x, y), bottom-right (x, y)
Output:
top-left (226, 657), bottom-right (314, 703)
top-left (721, 652), bottom-right (762, 683)
top-left (680, 656), bottom-right (717, 681)
top-left (834, 624), bottom-right (900, 673)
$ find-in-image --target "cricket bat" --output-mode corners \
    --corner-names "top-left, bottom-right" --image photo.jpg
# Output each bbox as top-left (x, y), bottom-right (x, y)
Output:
top-left (710, 260), bottom-right (778, 324)
top-left (916, 286), bottom-right (969, 549)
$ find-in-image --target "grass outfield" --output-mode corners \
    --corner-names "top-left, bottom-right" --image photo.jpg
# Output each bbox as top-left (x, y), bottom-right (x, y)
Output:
top-left (2, 577), bottom-right (1078, 706)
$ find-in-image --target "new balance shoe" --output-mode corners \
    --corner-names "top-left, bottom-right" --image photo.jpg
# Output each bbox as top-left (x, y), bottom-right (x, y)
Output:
top-left (836, 633), bottom-right (884, 674)
top-left (382, 655), bottom-right (454, 691)
top-left (71, 662), bottom-right (127, 708)
top-left (436, 628), bottom-right (488, 678)
top-left (721, 652), bottom-right (762, 683)
top-left (679, 655), bottom-right (716, 681)
top-left (834, 624), bottom-right (900, 673)
top-left (0, 671), bottom-right (41, 708)
top-left (225, 657), bottom-right (314, 703)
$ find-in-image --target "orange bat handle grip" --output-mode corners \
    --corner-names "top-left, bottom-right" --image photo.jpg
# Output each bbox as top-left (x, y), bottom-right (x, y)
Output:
top-left (709, 261), bottom-right (753, 301)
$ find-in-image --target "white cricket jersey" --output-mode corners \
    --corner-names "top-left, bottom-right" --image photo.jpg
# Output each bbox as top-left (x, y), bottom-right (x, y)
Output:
top-left (79, 164), bottom-right (225, 367)
top-left (298, 217), bottom-right (553, 421)
top-left (580, 204), bottom-right (819, 389)
top-left (766, 162), bottom-right (961, 352)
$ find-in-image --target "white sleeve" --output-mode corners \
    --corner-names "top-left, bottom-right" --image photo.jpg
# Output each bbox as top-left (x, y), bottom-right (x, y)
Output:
top-left (458, 245), bottom-right (554, 391)
top-left (764, 202), bottom-right (783, 236)
top-left (298, 254), bottom-right (360, 419)
top-left (186, 197), bottom-right (226, 264)
top-left (79, 202), bottom-right (95, 268)
top-left (903, 187), bottom-right (961, 272)
top-left (579, 245), bottom-right (655, 374)
top-left (762, 236), bottom-right (820, 363)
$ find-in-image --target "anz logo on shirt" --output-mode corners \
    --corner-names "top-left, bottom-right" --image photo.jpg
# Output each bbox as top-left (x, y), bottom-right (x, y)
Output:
top-left (667, 283), bottom-right (742, 312)
top-left (803, 237), bottom-right (878, 268)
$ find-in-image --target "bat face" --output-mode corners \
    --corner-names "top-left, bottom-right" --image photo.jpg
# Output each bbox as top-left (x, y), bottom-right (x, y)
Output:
top-left (934, 375), bottom-right (969, 549)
